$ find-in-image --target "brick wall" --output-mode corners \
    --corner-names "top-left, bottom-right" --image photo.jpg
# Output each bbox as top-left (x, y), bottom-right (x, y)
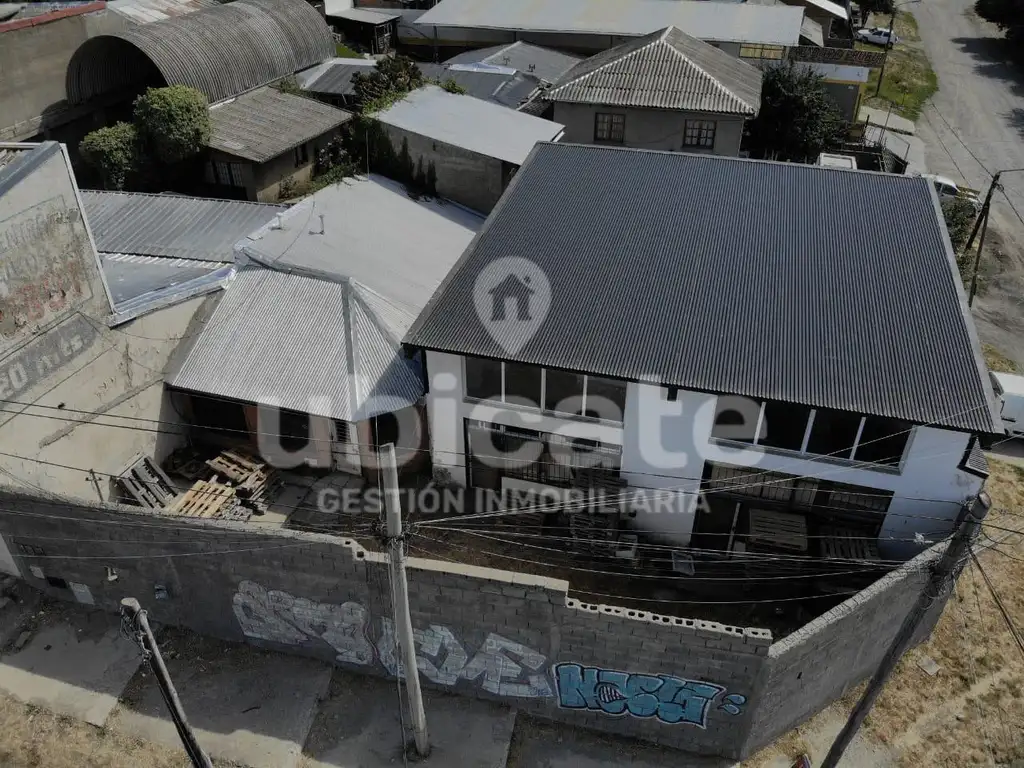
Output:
top-left (0, 488), bottom-right (946, 759)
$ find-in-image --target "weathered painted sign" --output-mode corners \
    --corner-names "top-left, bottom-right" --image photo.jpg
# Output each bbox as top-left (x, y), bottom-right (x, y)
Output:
top-left (0, 312), bottom-right (99, 400)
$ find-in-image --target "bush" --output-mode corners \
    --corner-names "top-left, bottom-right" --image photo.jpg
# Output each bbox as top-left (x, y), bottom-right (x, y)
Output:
top-left (942, 197), bottom-right (980, 279)
top-left (79, 122), bottom-right (139, 190)
top-left (133, 85), bottom-right (211, 165)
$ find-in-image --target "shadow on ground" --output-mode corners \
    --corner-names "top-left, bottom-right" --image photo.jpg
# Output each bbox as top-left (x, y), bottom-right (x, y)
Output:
top-left (951, 36), bottom-right (1024, 97)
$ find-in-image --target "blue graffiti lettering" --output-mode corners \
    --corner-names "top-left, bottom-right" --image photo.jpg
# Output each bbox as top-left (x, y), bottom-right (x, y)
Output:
top-left (554, 663), bottom-right (745, 728)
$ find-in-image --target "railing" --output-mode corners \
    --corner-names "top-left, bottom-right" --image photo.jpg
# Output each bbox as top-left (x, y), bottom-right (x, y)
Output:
top-left (789, 45), bottom-right (886, 67)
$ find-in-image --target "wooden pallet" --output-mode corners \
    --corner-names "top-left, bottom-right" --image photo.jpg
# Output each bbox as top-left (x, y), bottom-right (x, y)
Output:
top-left (168, 478), bottom-right (237, 518)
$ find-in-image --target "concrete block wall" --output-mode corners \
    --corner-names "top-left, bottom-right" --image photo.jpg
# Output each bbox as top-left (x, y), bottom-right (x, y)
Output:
top-left (0, 488), bottom-right (946, 759)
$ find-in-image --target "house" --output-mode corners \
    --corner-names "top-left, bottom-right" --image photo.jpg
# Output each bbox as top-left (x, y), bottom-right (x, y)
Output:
top-left (405, 142), bottom-right (1000, 562)
top-left (166, 175), bottom-right (485, 477)
top-left (444, 41), bottom-right (583, 85)
top-left (543, 26), bottom-right (762, 156)
top-left (325, 2), bottom-right (399, 55)
top-left (79, 190), bottom-right (285, 323)
top-left (299, 59), bottom-right (542, 111)
top-left (373, 85), bottom-right (564, 213)
top-left (205, 87), bottom-right (353, 202)
top-left (412, 0), bottom-right (807, 58)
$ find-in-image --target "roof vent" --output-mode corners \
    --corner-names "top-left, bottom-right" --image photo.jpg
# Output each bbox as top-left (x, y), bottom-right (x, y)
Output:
top-left (271, 213), bottom-right (284, 230)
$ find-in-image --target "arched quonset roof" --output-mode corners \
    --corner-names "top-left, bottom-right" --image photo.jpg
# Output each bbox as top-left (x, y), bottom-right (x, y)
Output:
top-left (67, 0), bottom-right (334, 105)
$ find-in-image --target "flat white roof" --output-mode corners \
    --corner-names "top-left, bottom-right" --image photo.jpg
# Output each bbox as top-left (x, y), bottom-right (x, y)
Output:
top-left (375, 85), bottom-right (565, 165)
top-left (416, 0), bottom-right (806, 46)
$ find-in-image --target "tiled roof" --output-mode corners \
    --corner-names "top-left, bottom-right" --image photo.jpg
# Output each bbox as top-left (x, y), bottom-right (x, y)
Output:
top-left (80, 191), bottom-right (285, 262)
top-left (208, 87), bottom-right (353, 163)
top-left (445, 42), bottom-right (583, 84)
top-left (406, 143), bottom-right (1001, 434)
top-left (546, 26), bottom-right (762, 115)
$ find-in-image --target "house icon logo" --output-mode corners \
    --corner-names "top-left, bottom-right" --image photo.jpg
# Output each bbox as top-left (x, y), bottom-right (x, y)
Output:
top-left (473, 257), bottom-right (551, 354)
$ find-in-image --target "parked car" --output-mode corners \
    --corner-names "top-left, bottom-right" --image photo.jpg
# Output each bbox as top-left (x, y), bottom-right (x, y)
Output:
top-left (856, 27), bottom-right (900, 46)
top-left (992, 372), bottom-right (1024, 437)
top-left (922, 174), bottom-right (982, 210)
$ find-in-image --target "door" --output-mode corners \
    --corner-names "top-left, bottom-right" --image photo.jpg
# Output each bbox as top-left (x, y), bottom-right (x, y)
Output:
top-left (331, 420), bottom-right (362, 474)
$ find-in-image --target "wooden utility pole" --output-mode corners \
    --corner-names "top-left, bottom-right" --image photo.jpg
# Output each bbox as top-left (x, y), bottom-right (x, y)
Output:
top-left (968, 203), bottom-right (992, 307)
top-left (381, 443), bottom-right (430, 757)
top-left (120, 598), bottom-right (213, 768)
top-left (820, 492), bottom-right (991, 768)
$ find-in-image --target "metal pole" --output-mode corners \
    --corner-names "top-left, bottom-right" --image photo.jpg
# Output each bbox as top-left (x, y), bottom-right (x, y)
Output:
top-left (968, 203), bottom-right (992, 307)
top-left (820, 493), bottom-right (991, 768)
top-left (874, 11), bottom-right (897, 97)
top-left (382, 443), bottom-right (430, 757)
top-left (120, 598), bottom-right (213, 768)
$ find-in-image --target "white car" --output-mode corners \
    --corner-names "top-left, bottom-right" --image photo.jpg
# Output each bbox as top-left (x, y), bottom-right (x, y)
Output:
top-left (921, 174), bottom-right (983, 210)
top-left (856, 27), bottom-right (900, 46)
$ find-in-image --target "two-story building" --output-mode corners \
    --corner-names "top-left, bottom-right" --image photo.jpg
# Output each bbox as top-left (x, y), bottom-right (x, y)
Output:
top-left (405, 142), bottom-right (1000, 563)
top-left (544, 26), bottom-right (762, 156)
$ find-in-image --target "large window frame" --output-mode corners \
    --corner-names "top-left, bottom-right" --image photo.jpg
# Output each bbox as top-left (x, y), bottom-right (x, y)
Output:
top-left (711, 397), bottom-right (914, 471)
top-left (594, 112), bottom-right (626, 144)
top-left (462, 357), bottom-right (627, 424)
top-left (682, 119), bottom-right (716, 150)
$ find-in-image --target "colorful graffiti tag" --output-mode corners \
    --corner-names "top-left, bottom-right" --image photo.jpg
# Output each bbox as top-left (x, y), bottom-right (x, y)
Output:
top-left (554, 663), bottom-right (746, 727)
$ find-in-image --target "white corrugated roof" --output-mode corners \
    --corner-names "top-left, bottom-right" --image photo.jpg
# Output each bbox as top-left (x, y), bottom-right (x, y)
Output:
top-left (416, 0), bottom-right (806, 46)
top-left (375, 85), bottom-right (564, 165)
top-left (328, 6), bottom-right (399, 23)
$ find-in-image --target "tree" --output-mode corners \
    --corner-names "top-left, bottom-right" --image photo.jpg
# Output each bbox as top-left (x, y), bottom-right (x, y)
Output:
top-left (352, 56), bottom-right (424, 109)
top-left (133, 85), bottom-right (211, 165)
top-left (942, 198), bottom-right (980, 279)
top-left (858, 0), bottom-right (895, 15)
top-left (744, 62), bottom-right (848, 163)
top-left (974, 0), bottom-right (1024, 58)
top-left (79, 122), bottom-right (139, 190)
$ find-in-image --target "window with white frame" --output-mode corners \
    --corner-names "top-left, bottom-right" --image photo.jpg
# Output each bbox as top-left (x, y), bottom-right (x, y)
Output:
top-left (463, 357), bottom-right (627, 422)
top-left (682, 120), bottom-right (716, 149)
top-left (711, 397), bottom-right (912, 468)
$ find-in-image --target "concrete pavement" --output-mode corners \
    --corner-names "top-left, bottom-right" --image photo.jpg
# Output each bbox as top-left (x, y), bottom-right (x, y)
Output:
top-left (912, 0), bottom-right (1024, 364)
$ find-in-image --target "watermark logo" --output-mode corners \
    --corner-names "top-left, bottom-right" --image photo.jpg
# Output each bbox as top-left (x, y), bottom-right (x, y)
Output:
top-left (473, 257), bottom-right (551, 355)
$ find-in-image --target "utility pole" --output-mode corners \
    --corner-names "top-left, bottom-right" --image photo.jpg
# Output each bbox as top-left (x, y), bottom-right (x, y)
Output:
top-left (963, 171), bottom-right (1003, 256)
top-left (967, 202), bottom-right (991, 307)
top-left (381, 443), bottom-right (430, 757)
top-left (820, 492), bottom-right (991, 768)
top-left (874, 0), bottom-right (920, 97)
top-left (120, 598), bottom-right (213, 768)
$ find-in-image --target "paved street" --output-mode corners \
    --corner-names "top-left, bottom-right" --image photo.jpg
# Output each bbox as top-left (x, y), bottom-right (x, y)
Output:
top-left (913, 0), bottom-right (1024, 362)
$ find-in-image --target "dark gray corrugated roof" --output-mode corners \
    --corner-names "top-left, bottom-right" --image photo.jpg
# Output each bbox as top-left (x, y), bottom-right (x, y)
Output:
top-left (81, 190), bottom-right (285, 262)
top-left (304, 61), bottom-right (540, 109)
top-left (961, 437), bottom-right (990, 476)
top-left (445, 42), bottom-right (583, 84)
top-left (66, 0), bottom-right (334, 105)
top-left (208, 87), bottom-right (353, 162)
top-left (547, 26), bottom-right (762, 115)
top-left (406, 143), bottom-right (1002, 434)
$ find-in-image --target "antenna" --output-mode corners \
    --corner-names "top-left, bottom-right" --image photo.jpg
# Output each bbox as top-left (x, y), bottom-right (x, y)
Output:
top-left (502, 56), bottom-right (510, 65)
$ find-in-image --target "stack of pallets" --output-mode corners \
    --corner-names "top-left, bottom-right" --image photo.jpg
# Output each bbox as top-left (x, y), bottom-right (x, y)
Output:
top-left (166, 477), bottom-right (240, 519)
top-left (163, 449), bottom-right (280, 522)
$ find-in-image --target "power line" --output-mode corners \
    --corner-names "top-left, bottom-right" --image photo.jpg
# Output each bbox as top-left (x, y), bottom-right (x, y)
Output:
top-left (970, 550), bottom-right (1024, 662)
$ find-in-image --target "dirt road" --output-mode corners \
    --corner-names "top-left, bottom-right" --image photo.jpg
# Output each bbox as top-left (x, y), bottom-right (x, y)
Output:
top-left (913, 0), bottom-right (1024, 364)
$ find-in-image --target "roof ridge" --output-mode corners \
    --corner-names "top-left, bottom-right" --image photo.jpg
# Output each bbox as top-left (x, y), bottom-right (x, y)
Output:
top-left (549, 34), bottom-right (662, 96)
top-left (660, 30), bottom-right (750, 109)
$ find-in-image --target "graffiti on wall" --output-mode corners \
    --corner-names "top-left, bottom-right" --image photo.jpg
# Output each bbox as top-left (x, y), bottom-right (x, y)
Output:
top-left (231, 580), bottom-right (552, 697)
top-left (554, 663), bottom-right (747, 727)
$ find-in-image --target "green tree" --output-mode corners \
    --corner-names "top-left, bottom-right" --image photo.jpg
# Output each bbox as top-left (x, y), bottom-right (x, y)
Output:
top-left (78, 122), bottom-right (139, 190)
top-left (439, 78), bottom-right (467, 94)
top-left (352, 56), bottom-right (424, 110)
top-left (858, 0), bottom-right (895, 16)
top-left (942, 197), bottom-right (980, 278)
top-left (974, 0), bottom-right (1024, 57)
top-left (132, 85), bottom-right (211, 165)
top-left (744, 62), bottom-right (848, 163)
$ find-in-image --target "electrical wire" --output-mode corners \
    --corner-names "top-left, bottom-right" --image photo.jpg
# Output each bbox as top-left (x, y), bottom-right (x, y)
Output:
top-left (969, 550), bottom-right (1024, 662)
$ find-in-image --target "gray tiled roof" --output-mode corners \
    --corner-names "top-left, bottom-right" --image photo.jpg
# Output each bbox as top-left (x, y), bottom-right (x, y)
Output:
top-left (406, 143), bottom-right (1002, 434)
top-left (81, 191), bottom-right (285, 262)
top-left (546, 26), bottom-right (762, 115)
top-left (168, 266), bottom-right (424, 422)
top-left (445, 42), bottom-right (583, 84)
top-left (416, 0), bottom-right (806, 46)
top-left (303, 61), bottom-right (540, 108)
top-left (208, 87), bottom-right (353, 163)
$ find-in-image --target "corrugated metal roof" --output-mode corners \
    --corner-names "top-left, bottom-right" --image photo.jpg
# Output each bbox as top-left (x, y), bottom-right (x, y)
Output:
top-left (107, 0), bottom-right (217, 24)
top-left (208, 87), bottom-right (353, 163)
top-left (303, 60), bottom-right (540, 108)
top-left (66, 0), bottom-right (334, 105)
top-left (803, 0), bottom-right (848, 20)
top-left (416, 0), bottom-right (806, 46)
top-left (237, 174), bottom-right (484, 325)
top-left (101, 253), bottom-right (227, 304)
top-left (800, 15), bottom-right (824, 46)
top-left (328, 7), bottom-right (398, 23)
top-left (375, 85), bottom-right (564, 165)
top-left (445, 41), bottom-right (583, 84)
top-left (961, 437), bottom-right (990, 476)
top-left (546, 26), bottom-right (762, 115)
top-left (406, 143), bottom-right (1002, 434)
top-left (81, 190), bottom-right (285, 262)
top-left (167, 267), bottom-right (423, 421)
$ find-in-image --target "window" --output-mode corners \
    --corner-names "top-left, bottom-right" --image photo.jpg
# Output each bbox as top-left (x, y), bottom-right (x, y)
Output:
top-left (683, 120), bottom-right (716, 149)
top-left (584, 375), bottom-right (627, 421)
top-left (294, 143), bottom-right (309, 167)
top-left (739, 44), bottom-right (785, 60)
top-left (210, 161), bottom-right (245, 187)
top-left (465, 357), bottom-right (503, 401)
top-left (545, 369), bottom-right (585, 415)
top-left (806, 408), bottom-right (863, 458)
top-left (855, 417), bottom-right (911, 467)
top-left (594, 112), bottom-right (625, 144)
top-left (504, 362), bottom-right (542, 408)
top-left (759, 402), bottom-right (813, 452)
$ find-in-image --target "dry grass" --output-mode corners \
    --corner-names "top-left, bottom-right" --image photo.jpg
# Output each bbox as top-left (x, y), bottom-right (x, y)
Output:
top-left (0, 695), bottom-right (194, 768)
top-left (745, 459), bottom-right (1024, 766)
top-left (984, 343), bottom-right (1020, 374)
top-left (859, 11), bottom-right (938, 121)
